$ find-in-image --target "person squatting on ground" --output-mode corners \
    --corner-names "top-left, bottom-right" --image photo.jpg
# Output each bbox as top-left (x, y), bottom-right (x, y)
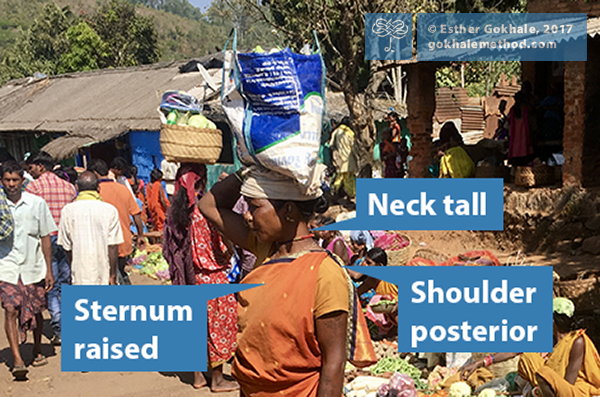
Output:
top-left (25, 151), bottom-right (76, 346)
top-left (461, 298), bottom-right (600, 397)
top-left (0, 161), bottom-right (56, 378)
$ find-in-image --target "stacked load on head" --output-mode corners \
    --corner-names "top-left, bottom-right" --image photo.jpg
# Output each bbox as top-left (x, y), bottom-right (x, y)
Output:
top-left (159, 90), bottom-right (222, 164)
top-left (221, 30), bottom-right (326, 196)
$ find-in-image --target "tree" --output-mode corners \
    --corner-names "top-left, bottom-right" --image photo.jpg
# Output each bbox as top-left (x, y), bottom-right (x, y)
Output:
top-left (206, 0), bottom-right (279, 50)
top-left (91, 0), bottom-right (160, 68)
top-left (58, 22), bottom-right (108, 74)
top-left (246, 0), bottom-right (526, 173)
top-left (0, 3), bottom-right (76, 83)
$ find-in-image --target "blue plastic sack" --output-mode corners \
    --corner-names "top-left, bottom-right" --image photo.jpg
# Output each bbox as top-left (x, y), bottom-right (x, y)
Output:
top-left (222, 30), bottom-right (326, 191)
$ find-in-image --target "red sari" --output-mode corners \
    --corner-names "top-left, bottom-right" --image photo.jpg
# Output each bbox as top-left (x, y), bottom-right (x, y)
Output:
top-left (189, 207), bottom-right (237, 367)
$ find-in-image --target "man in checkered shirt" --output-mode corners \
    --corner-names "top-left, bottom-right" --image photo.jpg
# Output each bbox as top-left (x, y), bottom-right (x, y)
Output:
top-left (25, 151), bottom-right (77, 346)
top-left (0, 188), bottom-right (13, 241)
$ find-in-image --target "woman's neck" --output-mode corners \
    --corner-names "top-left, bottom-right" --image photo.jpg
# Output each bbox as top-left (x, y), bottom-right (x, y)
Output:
top-left (271, 224), bottom-right (321, 259)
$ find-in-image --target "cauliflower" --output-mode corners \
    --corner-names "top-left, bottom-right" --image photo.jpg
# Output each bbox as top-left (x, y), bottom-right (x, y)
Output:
top-left (478, 389), bottom-right (496, 397)
top-left (449, 381), bottom-right (472, 397)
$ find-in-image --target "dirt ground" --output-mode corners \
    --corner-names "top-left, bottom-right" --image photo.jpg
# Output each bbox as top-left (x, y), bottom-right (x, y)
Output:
top-left (1, 221), bottom-right (598, 396)
top-left (0, 272), bottom-right (238, 397)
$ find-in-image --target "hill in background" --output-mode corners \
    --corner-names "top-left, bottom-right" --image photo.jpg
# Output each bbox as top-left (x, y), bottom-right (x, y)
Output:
top-left (0, 0), bottom-right (275, 74)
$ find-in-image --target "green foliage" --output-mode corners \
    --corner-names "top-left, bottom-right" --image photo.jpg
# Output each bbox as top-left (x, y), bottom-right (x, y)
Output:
top-left (58, 21), bottom-right (107, 73)
top-left (0, 0), bottom-right (161, 84)
top-left (126, 0), bottom-right (203, 21)
top-left (91, 0), bottom-right (160, 67)
top-left (205, 0), bottom-right (279, 50)
top-left (435, 61), bottom-right (521, 97)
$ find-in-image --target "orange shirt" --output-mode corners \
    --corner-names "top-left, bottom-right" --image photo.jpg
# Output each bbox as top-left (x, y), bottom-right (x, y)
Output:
top-left (99, 180), bottom-right (141, 257)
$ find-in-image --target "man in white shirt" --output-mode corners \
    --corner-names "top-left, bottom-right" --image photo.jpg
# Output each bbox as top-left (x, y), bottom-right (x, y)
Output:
top-left (58, 171), bottom-right (123, 286)
top-left (0, 161), bottom-right (55, 379)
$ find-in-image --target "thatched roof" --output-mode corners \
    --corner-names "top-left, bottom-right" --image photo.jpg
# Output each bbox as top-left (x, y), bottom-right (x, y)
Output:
top-left (0, 54), bottom-right (223, 160)
top-left (0, 51), bottom-right (356, 160)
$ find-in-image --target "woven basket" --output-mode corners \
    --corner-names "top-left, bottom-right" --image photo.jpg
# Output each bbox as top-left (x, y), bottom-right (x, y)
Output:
top-left (553, 272), bottom-right (600, 313)
top-left (160, 124), bottom-right (222, 164)
top-left (515, 165), bottom-right (556, 187)
top-left (471, 353), bottom-right (519, 378)
top-left (385, 234), bottom-right (411, 266)
top-left (412, 248), bottom-right (449, 264)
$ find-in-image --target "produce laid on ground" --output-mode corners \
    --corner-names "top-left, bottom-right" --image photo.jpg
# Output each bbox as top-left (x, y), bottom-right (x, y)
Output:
top-left (374, 233), bottom-right (411, 250)
top-left (128, 245), bottom-right (170, 282)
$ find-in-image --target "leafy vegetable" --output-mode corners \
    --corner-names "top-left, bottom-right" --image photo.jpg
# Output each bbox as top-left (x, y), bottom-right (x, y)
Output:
top-left (369, 358), bottom-right (426, 389)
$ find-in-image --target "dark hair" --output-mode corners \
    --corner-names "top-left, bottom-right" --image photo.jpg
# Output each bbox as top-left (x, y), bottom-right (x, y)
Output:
top-left (110, 157), bottom-right (129, 171)
top-left (553, 312), bottom-right (575, 333)
top-left (88, 159), bottom-right (109, 176)
top-left (269, 196), bottom-right (329, 221)
top-left (169, 186), bottom-right (193, 229)
top-left (54, 166), bottom-right (77, 185)
top-left (366, 247), bottom-right (388, 266)
top-left (150, 169), bottom-right (163, 183)
top-left (77, 171), bottom-right (99, 192)
top-left (128, 165), bottom-right (138, 178)
top-left (26, 151), bottom-right (54, 171)
top-left (1, 160), bottom-right (24, 178)
top-left (439, 122), bottom-right (463, 145)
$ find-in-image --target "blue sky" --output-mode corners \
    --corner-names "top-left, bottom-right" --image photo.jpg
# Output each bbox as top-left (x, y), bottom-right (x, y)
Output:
top-left (188, 0), bottom-right (213, 12)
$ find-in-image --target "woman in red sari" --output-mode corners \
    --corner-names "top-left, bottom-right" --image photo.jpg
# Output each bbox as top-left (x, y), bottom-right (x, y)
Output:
top-left (162, 163), bottom-right (238, 392)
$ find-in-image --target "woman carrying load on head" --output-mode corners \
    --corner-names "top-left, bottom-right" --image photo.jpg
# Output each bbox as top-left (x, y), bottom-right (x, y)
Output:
top-left (199, 167), bottom-right (376, 397)
top-left (162, 163), bottom-right (238, 393)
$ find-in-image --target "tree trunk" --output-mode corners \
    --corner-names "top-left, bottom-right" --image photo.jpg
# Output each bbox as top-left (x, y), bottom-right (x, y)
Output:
top-left (340, 60), bottom-right (388, 177)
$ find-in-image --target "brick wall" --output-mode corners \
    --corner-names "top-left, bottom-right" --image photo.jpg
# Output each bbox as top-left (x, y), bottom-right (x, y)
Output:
top-left (563, 61), bottom-right (586, 186)
top-left (406, 63), bottom-right (436, 178)
top-left (528, 0), bottom-right (600, 16)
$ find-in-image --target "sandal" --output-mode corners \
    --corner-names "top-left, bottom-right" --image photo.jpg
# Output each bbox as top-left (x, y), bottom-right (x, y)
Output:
top-left (32, 355), bottom-right (48, 367)
top-left (11, 365), bottom-right (28, 379)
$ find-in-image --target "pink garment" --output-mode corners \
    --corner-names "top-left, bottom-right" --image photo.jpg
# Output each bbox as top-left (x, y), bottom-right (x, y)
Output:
top-left (326, 236), bottom-right (353, 261)
top-left (365, 295), bottom-right (395, 335)
top-left (508, 105), bottom-right (533, 159)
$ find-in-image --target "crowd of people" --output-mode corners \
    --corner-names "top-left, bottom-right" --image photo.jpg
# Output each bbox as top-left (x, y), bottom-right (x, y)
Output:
top-left (1, 145), bottom-right (597, 397)
top-left (433, 80), bottom-right (565, 179)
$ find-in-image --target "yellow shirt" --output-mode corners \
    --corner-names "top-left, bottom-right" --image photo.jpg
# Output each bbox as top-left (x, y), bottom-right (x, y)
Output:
top-left (375, 281), bottom-right (398, 300)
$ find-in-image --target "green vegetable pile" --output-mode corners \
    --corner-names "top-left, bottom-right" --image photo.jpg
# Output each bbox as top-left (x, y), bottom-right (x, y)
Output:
top-left (369, 357), bottom-right (427, 389)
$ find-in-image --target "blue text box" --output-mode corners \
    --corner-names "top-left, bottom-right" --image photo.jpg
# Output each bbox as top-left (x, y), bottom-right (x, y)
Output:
top-left (317, 178), bottom-right (503, 231)
top-left (348, 266), bottom-right (553, 352)
top-left (62, 285), bottom-right (258, 372)
top-left (365, 13), bottom-right (413, 61)
top-left (417, 13), bottom-right (586, 61)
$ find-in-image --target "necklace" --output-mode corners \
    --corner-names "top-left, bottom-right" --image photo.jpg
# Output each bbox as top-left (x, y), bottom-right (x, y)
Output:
top-left (279, 234), bottom-right (314, 245)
